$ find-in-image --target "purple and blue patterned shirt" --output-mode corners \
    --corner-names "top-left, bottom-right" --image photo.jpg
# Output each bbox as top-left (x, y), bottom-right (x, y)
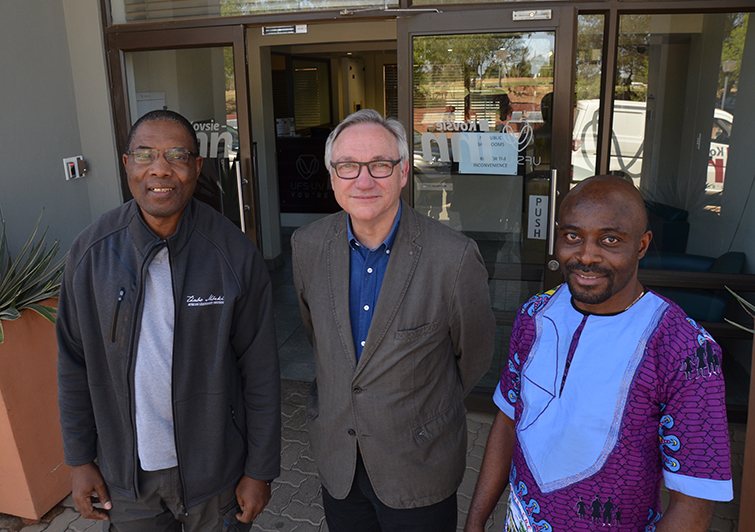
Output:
top-left (495, 284), bottom-right (732, 531)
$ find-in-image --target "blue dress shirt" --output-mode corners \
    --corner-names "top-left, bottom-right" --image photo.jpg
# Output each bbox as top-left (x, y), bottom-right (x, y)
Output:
top-left (348, 203), bottom-right (402, 360)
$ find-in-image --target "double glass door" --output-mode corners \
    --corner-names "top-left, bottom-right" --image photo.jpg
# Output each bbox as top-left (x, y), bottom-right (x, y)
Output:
top-left (402, 8), bottom-right (575, 390)
top-left (109, 27), bottom-right (257, 241)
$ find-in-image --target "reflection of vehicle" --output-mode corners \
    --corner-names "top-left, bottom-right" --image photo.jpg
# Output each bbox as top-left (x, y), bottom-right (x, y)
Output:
top-left (412, 130), bottom-right (452, 218)
top-left (571, 99), bottom-right (733, 192)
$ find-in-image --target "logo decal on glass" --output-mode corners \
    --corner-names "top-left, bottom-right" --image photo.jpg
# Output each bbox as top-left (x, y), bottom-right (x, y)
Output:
top-left (296, 155), bottom-right (319, 180)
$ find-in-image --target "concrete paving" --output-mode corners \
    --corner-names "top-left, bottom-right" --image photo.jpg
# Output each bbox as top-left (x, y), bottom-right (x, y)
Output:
top-left (0, 379), bottom-right (745, 532)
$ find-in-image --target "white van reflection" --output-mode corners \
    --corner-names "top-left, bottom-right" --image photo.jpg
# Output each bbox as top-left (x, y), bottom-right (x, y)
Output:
top-left (571, 99), bottom-right (732, 193)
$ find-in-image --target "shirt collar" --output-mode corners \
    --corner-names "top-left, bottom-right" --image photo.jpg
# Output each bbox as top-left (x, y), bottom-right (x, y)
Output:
top-left (347, 202), bottom-right (402, 253)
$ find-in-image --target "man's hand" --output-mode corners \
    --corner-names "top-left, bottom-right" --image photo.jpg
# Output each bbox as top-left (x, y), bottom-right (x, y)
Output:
top-left (71, 462), bottom-right (112, 520)
top-left (235, 475), bottom-right (271, 523)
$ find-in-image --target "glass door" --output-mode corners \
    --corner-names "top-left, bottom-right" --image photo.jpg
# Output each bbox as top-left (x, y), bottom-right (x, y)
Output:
top-left (400, 7), bottom-right (575, 390)
top-left (107, 27), bottom-right (258, 242)
top-left (123, 47), bottom-right (245, 230)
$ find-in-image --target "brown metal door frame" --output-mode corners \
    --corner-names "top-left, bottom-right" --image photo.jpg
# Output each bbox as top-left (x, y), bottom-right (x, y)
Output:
top-left (398, 6), bottom-right (577, 288)
top-left (105, 25), bottom-right (260, 244)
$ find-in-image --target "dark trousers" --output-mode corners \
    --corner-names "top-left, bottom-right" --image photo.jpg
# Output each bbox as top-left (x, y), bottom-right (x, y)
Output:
top-left (321, 455), bottom-right (457, 532)
top-left (106, 465), bottom-right (251, 532)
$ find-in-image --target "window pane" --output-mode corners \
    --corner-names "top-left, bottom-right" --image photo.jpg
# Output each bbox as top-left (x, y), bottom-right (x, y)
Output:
top-left (111, 0), bottom-right (397, 24)
top-left (413, 32), bottom-right (555, 391)
top-left (610, 13), bottom-right (754, 408)
top-left (571, 14), bottom-right (606, 183)
top-left (412, 0), bottom-right (600, 5)
top-left (125, 47), bottom-right (244, 229)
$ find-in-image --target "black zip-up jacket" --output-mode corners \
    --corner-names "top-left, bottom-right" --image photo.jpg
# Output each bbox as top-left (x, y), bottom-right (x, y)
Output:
top-left (57, 198), bottom-right (280, 508)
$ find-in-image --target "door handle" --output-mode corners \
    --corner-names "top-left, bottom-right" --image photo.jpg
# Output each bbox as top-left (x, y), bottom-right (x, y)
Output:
top-left (547, 168), bottom-right (557, 257)
top-left (235, 160), bottom-right (247, 234)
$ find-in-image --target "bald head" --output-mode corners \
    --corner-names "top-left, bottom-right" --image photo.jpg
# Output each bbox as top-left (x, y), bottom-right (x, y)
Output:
top-left (560, 175), bottom-right (648, 239)
top-left (555, 175), bottom-right (652, 314)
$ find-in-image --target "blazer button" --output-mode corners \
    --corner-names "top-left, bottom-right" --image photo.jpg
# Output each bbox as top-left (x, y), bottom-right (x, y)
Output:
top-left (348, 429), bottom-right (356, 436)
top-left (353, 386), bottom-right (362, 394)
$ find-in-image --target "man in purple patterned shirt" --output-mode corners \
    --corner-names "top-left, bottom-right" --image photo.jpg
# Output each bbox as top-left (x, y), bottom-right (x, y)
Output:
top-left (465, 176), bottom-right (732, 531)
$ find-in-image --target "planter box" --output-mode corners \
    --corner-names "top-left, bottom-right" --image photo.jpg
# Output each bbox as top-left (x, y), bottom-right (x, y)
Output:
top-left (0, 299), bottom-right (72, 520)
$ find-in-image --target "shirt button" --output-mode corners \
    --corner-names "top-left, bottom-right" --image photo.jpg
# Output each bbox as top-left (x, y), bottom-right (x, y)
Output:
top-left (364, 305), bottom-right (369, 311)
top-left (367, 268), bottom-right (373, 274)
top-left (360, 341), bottom-right (365, 347)
top-left (386, 249), bottom-right (390, 254)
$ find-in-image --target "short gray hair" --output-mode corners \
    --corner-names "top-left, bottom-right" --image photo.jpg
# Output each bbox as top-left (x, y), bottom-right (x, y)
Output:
top-left (324, 109), bottom-right (409, 171)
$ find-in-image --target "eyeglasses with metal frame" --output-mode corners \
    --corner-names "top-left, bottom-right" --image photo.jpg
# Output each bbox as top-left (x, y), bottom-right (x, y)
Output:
top-left (126, 148), bottom-right (196, 165)
top-left (330, 159), bottom-right (401, 179)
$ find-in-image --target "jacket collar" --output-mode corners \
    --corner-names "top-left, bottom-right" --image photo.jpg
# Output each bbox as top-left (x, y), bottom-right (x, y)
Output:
top-left (126, 197), bottom-right (197, 257)
top-left (324, 200), bottom-right (422, 374)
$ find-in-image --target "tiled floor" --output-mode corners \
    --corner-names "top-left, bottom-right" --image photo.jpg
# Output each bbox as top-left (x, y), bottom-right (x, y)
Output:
top-left (272, 228), bottom-right (316, 383)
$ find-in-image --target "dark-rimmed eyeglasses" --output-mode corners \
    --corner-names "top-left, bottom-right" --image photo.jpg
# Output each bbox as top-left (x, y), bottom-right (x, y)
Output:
top-left (330, 160), bottom-right (401, 179)
top-left (126, 148), bottom-right (196, 165)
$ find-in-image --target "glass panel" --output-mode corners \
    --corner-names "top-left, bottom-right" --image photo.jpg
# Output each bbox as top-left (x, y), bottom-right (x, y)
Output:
top-left (413, 32), bottom-right (555, 390)
top-left (111, 0), bottom-right (397, 24)
top-left (271, 54), bottom-right (339, 215)
top-left (612, 13), bottom-right (754, 408)
top-left (412, 0), bottom-right (598, 5)
top-left (384, 64), bottom-right (399, 119)
top-left (571, 14), bottom-right (605, 182)
top-left (292, 59), bottom-right (332, 131)
top-left (124, 47), bottom-right (244, 229)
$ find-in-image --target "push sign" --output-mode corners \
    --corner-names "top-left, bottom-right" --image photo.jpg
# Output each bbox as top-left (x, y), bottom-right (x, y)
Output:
top-left (528, 195), bottom-right (549, 240)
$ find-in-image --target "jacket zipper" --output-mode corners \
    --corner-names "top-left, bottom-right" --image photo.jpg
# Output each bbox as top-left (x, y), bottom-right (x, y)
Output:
top-left (230, 405), bottom-right (245, 439)
top-left (127, 241), bottom-right (166, 501)
top-left (165, 241), bottom-right (189, 516)
top-left (109, 287), bottom-right (126, 343)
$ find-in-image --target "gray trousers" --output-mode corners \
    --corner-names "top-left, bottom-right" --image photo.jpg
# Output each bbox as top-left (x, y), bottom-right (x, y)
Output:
top-left (105, 466), bottom-right (252, 532)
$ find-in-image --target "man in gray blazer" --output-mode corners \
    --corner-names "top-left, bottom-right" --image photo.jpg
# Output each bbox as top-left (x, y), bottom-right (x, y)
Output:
top-left (291, 109), bottom-right (496, 531)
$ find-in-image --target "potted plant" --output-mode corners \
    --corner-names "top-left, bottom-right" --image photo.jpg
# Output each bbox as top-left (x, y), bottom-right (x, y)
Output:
top-left (0, 212), bottom-right (70, 520)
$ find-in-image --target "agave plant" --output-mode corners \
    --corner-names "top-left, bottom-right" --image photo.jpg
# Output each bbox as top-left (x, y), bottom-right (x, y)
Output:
top-left (0, 211), bottom-right (66, 343)
top-left (725, 286), bottom-right (755, 334)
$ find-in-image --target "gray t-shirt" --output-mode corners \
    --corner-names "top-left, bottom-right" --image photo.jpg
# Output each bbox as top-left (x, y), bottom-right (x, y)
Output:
top-left (134, 246), bottom-right (177, 471)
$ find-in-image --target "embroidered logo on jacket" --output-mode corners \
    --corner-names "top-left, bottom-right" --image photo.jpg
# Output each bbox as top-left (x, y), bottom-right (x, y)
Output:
top-left (186, 294), bottom-right (224, 307)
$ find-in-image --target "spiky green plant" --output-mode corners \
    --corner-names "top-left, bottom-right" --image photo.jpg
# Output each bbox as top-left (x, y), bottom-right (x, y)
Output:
top-left (725, 286), bottom-right (755, 334)
top-left (0, 212), bottom-right (66, 343)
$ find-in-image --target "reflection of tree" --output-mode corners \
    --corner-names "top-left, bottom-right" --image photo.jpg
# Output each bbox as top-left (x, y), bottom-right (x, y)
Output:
top-left (720, 13), bottom-right (749, 99)
top-left (616, 15), bottom-right (650, 101)
top-left (576, 15), bottom-right (605, 101)
top-left (223, 48), bottom-right (235, 92)
top-left (413, 34), bottom-right (533, 118)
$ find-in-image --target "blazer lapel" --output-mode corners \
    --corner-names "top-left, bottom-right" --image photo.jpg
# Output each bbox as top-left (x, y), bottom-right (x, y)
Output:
top-left (355, 202), bottom-right (421, 374)
top-left (326, 213), bottom-right (358, 370)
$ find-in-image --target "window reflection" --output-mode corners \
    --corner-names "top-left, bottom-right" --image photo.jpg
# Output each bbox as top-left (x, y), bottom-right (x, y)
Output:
top-left (112, 0), bottom-right (397, 23)
top-left (571, 15), bottom-right (605, 183)
top-left (125, 47), bottom-right (243, 229)
top-left (610, 12), bottom-right (753, 408)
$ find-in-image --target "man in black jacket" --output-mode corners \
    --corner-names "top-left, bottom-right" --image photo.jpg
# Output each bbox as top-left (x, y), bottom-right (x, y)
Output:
top-left (57, 110), bottom-right (280, 531)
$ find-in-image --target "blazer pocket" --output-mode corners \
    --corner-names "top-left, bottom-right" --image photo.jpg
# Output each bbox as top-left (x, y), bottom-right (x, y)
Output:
top-left (412, 400), bottom-right (467, 445)
top-left (394, 321), bottom-right (439, 341)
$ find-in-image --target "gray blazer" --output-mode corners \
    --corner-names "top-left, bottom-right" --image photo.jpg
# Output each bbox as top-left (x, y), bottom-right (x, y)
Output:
top-left (291, 202), bottom-right (495, 509)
